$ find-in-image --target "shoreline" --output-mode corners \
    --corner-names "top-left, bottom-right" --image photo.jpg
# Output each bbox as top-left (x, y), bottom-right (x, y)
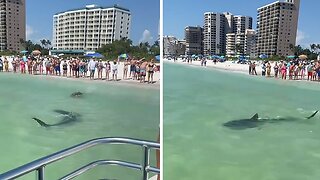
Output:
top-left (0, 61), bottom-right (160, 90)
top-left (164, 59), bottom-right (320, 85)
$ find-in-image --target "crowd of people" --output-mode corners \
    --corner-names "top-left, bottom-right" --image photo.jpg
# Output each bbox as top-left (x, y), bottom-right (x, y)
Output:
top-left (0, 56), bottom-right (159, 84)
top-left (249, 59), bottom-right (320, 81)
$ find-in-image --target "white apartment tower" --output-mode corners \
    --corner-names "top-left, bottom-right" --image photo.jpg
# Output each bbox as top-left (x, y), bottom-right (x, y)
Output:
top-left (203, 12), bottom-right (252, 56)
top-left (233, 15), bottom-right (253, 34)
top-left (257, 0), bottom-right (300, 56)
top-left (225, 14), bottom-right (253, 57)
top-left (53, 4), bottom-right (131, 51)
top-left (203, 12), bottom-right (226, 55)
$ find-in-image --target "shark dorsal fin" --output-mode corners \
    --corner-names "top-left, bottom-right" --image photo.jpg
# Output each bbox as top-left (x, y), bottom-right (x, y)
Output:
top-left (306, 110), bottom-right (319, 119)
top-left (251, 113), bottom-right (259, 120)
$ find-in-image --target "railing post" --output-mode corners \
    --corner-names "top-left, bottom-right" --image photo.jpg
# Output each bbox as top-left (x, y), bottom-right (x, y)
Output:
top-left (37, 166), bottom-right (45, 180)
top-left (142, 145), bottom-right (150, 180)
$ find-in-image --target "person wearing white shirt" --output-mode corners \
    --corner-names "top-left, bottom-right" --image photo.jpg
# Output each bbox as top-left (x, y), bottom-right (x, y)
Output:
top-left (111, 61), bottom-right (118, 81)
top-left (88, 59), bottom-right (97, 80)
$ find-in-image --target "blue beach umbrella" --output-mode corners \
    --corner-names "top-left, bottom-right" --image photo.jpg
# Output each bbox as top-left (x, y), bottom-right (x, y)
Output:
top-left (259, 54), bottom-right (268, 59)
top-left (119, 53), bottom-right (129, 59)
top-left (212, 55), bottom-right (221, 59)
top-left (85, 53), bottom-right (104, 58)
top-left (287, 55), bottom-right (295, 59)
top-left (155, 55), bottom-right (160, 61)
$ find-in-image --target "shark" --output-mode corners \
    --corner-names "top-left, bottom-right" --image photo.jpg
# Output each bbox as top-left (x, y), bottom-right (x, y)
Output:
top-left (223, 110), bottom-right (319, 130)
top-left (70, 92), bottom-right (83, 98)
top-left (32, 109), bottom-right (80, 127)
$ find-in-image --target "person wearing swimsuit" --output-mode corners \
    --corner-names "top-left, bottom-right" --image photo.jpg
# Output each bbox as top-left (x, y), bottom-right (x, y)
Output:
top-left (105, 61), bottom-right (111, 81)
top-left (130, 60), bottom-right (136, 79)
top-left (273, 62), bottom-right (279, 78)
top-left (123, 59), bottom-right (130, 80)
top-left (62, 60), bottom-right (68, 77)
top-left (281, 63), bottom-right (287, 80)
top-left (147, 59), bottom-right (155, 83)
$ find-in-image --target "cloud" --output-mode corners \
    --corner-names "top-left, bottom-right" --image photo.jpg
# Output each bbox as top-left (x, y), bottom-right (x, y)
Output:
top-left (26, 25), bottom-right (34, 40)
top-left (296, 29), bottom-right (305, 45)
top-left (139, 29), bottom-right (154, 44)
top-left (296, 29), bottom-right (313, 48)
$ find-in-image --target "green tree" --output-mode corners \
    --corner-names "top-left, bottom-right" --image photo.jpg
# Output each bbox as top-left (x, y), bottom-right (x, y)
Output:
top-left (97, 38), bottom-right (159, 60)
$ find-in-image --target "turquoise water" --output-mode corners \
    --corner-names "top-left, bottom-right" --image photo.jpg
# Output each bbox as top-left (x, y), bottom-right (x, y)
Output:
top-left (164, 63), bottom-right (320, 180)
top-left (0, 73), bottom-right (159, 179)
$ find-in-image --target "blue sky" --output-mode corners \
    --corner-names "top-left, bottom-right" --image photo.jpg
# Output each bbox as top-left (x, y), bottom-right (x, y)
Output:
top-left (26, 0), bottom-right (159, 45)
top-left (164, 0), bottom-right (319, 48)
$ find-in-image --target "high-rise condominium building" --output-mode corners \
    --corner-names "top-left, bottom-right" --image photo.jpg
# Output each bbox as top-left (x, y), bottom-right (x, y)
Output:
top-left (203, 12), bottom-right (226, 55)
top-left (185, 26), bottom-right (203, 55)
top-left (257, 0), bottom-right (300, 57)
top-left (226, 15), bottom-right (253, 57)
top-left (0, 0), bottom-right (25, 51)
top-left (233, 15), bottom-right (253, 34)
top-left (53, 4), bottom-right (131, 51)
top-left (245, 29), bottom-right (257, 58)
top-left (226, 33), bottom-right (245, 57)
top-left (163, 36), bottom-right (186, 56)
top-left (203, 12), bottom-right (252, 56)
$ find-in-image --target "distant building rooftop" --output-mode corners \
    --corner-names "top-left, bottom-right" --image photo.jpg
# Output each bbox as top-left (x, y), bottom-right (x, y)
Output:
top-left (54, 4), bottom-right (130, 15)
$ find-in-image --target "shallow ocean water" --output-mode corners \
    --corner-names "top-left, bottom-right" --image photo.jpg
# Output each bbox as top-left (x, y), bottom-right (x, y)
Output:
top-left (164, 62), bottom-right (320, 180)
top-left (0, 73), bottom-right (159, 179)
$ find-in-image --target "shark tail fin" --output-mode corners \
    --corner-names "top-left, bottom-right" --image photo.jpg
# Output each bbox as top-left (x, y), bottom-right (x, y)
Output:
top-left (32, 118), bottom-right (49, 127)
top-left (306, 110), bottom-right (319, 119)
top-left (251, 113), bottom-right (259, 120)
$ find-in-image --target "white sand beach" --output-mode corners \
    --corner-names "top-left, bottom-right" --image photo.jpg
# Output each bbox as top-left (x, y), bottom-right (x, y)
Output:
top-left (165, 58), bottom-right (320, 84)
top-left (165, 58), bottom-right (253, 75)
top-left (3, 58), bottom-right (160, 89)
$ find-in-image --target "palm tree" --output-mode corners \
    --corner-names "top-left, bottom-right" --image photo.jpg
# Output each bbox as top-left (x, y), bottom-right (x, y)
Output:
top-left (310, 44), bottom-right (316, 53)
top-left (46, 40), bottom-right (51, 49)
top-left (40, 39), bottom-right (47, 48)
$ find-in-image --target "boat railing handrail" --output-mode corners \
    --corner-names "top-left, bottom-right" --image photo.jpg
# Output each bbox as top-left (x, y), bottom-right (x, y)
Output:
top-left (0, 137), bottom-right (160, 180)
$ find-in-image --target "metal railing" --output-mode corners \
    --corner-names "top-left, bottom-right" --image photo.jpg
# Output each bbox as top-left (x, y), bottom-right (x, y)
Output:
top-left (0, 137), bottom-right (160, 180)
